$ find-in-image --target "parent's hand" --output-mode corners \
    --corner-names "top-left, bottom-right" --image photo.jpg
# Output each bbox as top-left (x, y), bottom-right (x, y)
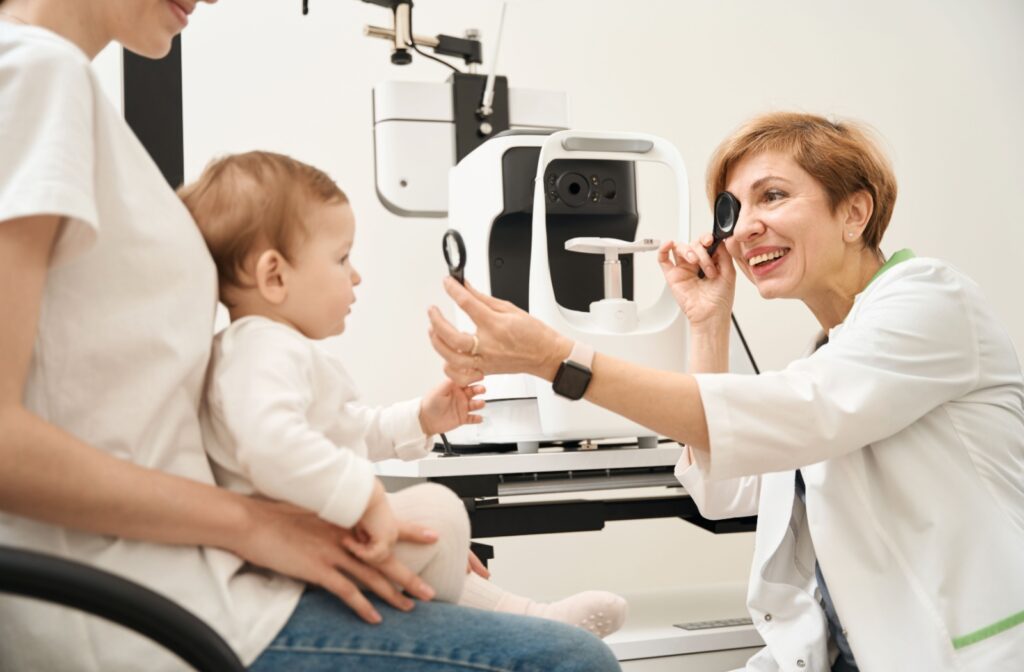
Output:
top-left (427, 278), bottom-right (572, 386)
top-left (232, 497), bottom-right (438, 624)
top-left (657, 235), bottom-right (736, 329)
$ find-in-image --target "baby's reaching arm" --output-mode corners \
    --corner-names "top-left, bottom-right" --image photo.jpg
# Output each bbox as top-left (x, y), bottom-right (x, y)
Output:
top-left (349, 381), bottom-right (485, 462)
top-left (418, 380), bottom-right (486, 436)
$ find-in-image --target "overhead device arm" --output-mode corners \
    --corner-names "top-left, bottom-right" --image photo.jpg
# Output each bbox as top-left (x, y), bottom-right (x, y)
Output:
top-left (302, 0), bottom-right (483, 69)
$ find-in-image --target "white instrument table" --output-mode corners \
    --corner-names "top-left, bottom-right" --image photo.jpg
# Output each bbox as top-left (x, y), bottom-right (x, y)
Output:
top-left (376, 443), bottom-right (756, 541)
top-left (376, 443), bottom-right (684, 479)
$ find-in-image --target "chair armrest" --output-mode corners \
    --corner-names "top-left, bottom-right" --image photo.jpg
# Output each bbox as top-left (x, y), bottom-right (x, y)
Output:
top-left (0, 545), bottom-right (245, 671)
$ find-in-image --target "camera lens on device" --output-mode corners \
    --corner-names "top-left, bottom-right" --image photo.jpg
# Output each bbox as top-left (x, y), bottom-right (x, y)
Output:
top-left (556, 172), bottom-right (590, 207)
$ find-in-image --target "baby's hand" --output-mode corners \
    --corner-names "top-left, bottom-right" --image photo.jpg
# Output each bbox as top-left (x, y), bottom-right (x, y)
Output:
top-left (344, 479), bottom-right (399, 565)
top-left (419, 380), bottom-right (486, 435)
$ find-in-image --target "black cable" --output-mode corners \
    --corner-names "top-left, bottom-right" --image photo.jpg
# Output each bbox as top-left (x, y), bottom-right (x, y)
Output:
top-left (438, 432), bottom-right (457, 457)
top-left (731, 312), bottom-right (760, 375)
top-left (404, 4), bottom-right (461, 73)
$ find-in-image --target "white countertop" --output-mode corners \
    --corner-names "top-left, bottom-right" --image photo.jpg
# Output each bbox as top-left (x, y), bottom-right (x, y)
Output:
top-left (375, 443), bottom-right (685, 478)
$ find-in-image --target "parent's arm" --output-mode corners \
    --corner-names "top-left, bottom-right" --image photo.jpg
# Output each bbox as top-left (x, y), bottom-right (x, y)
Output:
top-left (0, 215), bottom-right (434, 623)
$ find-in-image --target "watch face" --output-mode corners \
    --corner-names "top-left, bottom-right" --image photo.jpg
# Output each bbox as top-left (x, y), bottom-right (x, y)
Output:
top-left (553, 361), bottom-right (592, 400)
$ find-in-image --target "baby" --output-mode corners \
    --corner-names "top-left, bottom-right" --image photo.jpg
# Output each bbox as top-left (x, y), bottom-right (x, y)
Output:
top-left (180, 150), bottom-right (627, 638)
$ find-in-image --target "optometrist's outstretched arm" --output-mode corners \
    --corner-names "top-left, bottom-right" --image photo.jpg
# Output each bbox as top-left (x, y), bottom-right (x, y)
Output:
top-left (427, 277), bottom-right (713, 452)
top-left (427, 235), bottom-right (737, 455)
top-left (0, 215), bottom-right (436, 624)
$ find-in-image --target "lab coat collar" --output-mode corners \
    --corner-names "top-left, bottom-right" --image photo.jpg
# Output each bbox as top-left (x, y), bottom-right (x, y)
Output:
top-left (867, 248), bottom-right (915, 287)
top-left (822, 249), bottom-right (916, 346)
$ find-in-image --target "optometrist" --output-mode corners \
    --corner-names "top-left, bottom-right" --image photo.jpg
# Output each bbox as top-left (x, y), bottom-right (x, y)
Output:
top-left (428, 112), bottom-right (1024, 672)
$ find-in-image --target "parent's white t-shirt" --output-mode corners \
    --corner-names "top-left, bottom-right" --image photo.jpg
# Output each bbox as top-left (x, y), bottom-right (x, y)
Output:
top-left (0, 23), bottom-right (302, 670)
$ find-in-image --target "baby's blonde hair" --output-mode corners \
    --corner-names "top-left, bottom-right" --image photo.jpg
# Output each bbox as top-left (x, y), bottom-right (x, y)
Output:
top-left (179, 151), bottom-right (347, 302)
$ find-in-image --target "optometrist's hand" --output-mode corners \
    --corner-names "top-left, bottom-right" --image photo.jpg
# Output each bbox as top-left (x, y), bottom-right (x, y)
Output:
top-left (428, 277), bottom-right (573, 387)
top-left (419, 379), bottom-right (487, 435)
top-left (657, 235), bottom-right (736, 329)
top-left (233, 495), bottom-right (437, 624)
top-left (344, 478), bottom-right (400, 566)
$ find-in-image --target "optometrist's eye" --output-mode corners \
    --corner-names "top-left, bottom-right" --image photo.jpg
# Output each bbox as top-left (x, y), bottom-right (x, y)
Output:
top-left (338, 255), bottom-right (350, 266)
top-left (763, 189), bottom-right (787, 203)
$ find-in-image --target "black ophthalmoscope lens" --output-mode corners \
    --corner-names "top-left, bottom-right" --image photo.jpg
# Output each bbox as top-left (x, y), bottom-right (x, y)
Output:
top-left (714, 191), bottom-right (740, 239)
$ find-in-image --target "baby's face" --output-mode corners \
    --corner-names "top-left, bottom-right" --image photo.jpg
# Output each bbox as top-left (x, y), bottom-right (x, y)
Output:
top-left (286, 201), bottom-right (361, 339)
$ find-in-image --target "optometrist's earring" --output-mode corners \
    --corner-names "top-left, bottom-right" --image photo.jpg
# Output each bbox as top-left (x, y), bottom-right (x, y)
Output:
top-left (846, 231), bottom-right (856, 238)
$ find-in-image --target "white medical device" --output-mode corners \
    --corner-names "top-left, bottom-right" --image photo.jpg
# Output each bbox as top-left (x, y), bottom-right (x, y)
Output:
top-left (563, 236), bottom-right (661, 332)
top-left (446, 130), bottom-right (692, 451)
top-left (367, 0), bottom-right (568, 217)
top-left (361, 2), bottom-right (759, 453)
top-left (372, 82), bottom-right (568, 217)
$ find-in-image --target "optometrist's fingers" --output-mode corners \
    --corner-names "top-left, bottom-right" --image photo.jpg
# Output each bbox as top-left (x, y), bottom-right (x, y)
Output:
top-left (659, 240), bottom-right (703, 284)
top-left (657, 239), bottom-right (678, 273)
top-left (427, 306), bottom-right (476, 355)
top-left (710, 240), bottom-right (736, 283)
top-left (463, 279), bottom-right (515, 314)
top-left (442, 276), bottom-right (498, 328)
top-left (689, 237), bottom-right (720, 279)
top-left (429, 326), bottom-right (479, 371)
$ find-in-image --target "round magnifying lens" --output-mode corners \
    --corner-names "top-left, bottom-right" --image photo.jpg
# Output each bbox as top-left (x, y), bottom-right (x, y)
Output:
top-left (442, 229), bottom-right (466, 284)
top-left (444, 234), bottom-right (462, 268)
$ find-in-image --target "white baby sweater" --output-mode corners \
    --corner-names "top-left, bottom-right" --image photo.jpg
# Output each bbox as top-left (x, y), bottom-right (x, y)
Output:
top-left (201, 316), bottom-right (433, 527)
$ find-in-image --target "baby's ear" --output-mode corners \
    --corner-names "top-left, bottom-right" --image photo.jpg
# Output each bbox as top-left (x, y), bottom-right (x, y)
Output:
top-left (254, 249), bottom-right (288, 304)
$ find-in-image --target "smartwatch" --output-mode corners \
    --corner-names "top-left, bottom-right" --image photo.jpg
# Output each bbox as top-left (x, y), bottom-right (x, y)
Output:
top-left (552, 342), bottom-right (594, 400)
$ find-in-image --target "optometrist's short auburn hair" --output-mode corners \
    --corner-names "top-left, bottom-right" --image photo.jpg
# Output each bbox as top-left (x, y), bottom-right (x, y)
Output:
top-left (178, 151), bottom-right (348, 302)
top-left (706, 112), bottom-right (897, 252)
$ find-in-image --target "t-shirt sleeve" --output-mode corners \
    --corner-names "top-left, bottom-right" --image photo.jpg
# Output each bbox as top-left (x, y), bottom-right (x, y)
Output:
top-left (694, 261), bottom-right (980, 480)
top-left (0, 37), bottom-right (98, 264)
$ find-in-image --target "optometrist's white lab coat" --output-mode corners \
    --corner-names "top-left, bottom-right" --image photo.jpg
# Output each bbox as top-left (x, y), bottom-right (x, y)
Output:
top-left (676, 257), bottom-right (1024, 672)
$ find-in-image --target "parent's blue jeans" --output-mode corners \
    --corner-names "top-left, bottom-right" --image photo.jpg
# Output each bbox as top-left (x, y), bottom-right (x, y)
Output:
top-left (249, 588), bottom-right (621, 672)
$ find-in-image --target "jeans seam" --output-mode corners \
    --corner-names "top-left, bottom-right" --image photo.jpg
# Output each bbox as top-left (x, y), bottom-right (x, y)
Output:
top-left (263, 644), bottom-right (525, 672)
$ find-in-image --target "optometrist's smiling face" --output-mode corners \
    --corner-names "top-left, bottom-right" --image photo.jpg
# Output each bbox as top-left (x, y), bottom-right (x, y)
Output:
top-left (723, 151), bottom-right (850, 302)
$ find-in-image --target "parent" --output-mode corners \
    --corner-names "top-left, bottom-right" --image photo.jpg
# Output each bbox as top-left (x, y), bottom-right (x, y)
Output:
top-left (0, 1), bottom-right (619, 670)
top-left (429, 112), bottom-right (1024, 671)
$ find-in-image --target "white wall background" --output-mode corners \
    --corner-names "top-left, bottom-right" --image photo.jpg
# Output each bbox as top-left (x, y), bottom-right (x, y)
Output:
top-left (160, 0), bottom-right (1023, 600)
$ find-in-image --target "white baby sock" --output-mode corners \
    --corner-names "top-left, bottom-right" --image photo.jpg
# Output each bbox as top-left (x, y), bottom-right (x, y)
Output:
top-left (458, 573), bottom-right (628, 638)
